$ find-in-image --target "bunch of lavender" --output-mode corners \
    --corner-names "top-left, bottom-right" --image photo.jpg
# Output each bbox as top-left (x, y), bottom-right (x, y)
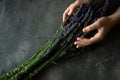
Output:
top-left (0, 0), bottom-right (119, 80)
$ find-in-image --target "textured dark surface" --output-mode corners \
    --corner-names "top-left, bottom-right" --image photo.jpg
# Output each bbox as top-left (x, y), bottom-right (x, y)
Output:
top-left (0, 0), bottom-right (120, 80)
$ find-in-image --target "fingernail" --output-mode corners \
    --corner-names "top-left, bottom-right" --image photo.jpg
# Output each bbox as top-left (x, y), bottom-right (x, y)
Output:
top-left (76, 45), bottom-right (79, 48)
top-left (68, 13), bottom-right (70, 15)
top-left (77, 38), bottom-right (80, 40)
top-left (83, 29), bottom-right (86, 32)
top-left (82, 29), bottom-right (85, 32)
top-left (74, 42), bottom-right (77, 45)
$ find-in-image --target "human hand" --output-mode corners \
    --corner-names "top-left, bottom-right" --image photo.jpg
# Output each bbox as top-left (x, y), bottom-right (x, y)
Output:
top-left (74, 17), bottom-right (113, 48)
top-left (63, 1), bottom-right (81, 22)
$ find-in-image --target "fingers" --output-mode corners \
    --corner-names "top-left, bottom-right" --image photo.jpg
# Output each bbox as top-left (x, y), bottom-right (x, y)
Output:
top-left (83, 21), bottom-right (99, 33)
top-left (89, 31), bottom-right (104, 44)
top-left (74, 19), bottom-right (102, 48)
top-left (63, 9), bottom-right (70, 22)
top-left (74, 37), bottom-right (91, 48)
top-left (74, 31), bottom-right (103, 48)
top-left (63, 9), bottom-right (78, 22)
top-left (68, 9), bottom-right (74, 16)
top-left (74, 25), bottom-right (105, 48)
top-left (74, 17), bottom-right (111, 48)
top-left (63, 4), bottom-right (78, 22)
top-left (63, 8), bottom-right (75, 22)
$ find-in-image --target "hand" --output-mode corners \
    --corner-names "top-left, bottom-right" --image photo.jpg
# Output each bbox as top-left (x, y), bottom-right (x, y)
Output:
top-left (63, 1), bottom-right (81, 22)
top-left (63, 0), bottom-right (88, 22)
top-left (74, 17), bottom-right (113, 48)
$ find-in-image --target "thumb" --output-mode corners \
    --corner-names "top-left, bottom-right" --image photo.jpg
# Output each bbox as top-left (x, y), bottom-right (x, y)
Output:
top-left (83, 22), bottom-right (98, 33)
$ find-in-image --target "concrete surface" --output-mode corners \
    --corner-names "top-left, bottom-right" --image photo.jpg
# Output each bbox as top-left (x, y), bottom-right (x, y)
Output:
top-left (0, 0), bottom-right (120, 80)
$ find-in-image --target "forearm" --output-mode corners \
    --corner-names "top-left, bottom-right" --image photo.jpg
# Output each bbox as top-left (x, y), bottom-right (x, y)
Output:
top-left (108, 7), bottom-right (120, 26)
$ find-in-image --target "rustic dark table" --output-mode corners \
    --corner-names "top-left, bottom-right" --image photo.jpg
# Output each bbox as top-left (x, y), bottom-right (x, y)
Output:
top-left (0, 0), bottom-right (120, 80)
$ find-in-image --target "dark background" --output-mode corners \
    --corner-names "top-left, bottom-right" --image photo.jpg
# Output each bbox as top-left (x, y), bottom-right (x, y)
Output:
top-left (0, 0), bottom-right (120, 80)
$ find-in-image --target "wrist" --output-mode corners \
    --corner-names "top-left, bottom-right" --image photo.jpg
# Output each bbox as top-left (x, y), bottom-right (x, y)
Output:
top-left (74, 0), bottom-right (88, 6)
top-left (108, 16), bottom-right (116, 27)
top-left (74, 0), bottom-right (81, 7)
top-left (108, 15), bottom-right (119, 27)
top-left (108, 7), bottom-right (120, 26)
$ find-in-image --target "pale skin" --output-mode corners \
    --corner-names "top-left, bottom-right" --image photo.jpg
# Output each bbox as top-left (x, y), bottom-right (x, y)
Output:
top-left (63, 0), bottom-right (120, 48)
